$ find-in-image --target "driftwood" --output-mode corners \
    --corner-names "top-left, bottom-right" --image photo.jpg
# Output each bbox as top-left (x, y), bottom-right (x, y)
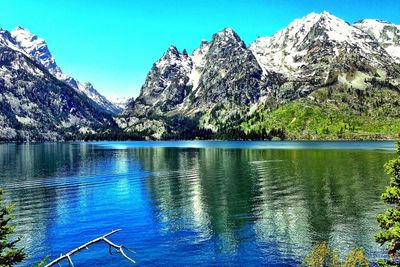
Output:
top-left (44, 229), bottom-right (135, 267)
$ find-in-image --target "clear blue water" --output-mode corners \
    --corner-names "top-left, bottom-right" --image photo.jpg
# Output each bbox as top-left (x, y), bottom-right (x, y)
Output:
top-left (0, 141), bottom-right (395, 266)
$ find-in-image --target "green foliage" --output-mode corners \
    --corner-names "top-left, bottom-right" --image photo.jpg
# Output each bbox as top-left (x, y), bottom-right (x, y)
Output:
top-left (376, 142), bottom-right (400, 265)
top-left (303, 243), bottom-right (369, 267)
top-left (242, 87), bottom-right (400, 140)
top-left (33, 256), bottom-right (49, 267)
top-left (376, 258), bottom-right (397, 267)
top-left (303, 243), bottom-right (340, 267)
top-left (344, 248), bottom-right (369, 267)
top-left (0, 188), bottom-right (25, 266)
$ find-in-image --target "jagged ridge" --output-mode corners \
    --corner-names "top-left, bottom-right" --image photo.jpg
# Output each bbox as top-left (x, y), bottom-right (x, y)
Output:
top-left (11, 26), bottom-right (121, 115)
top-left (118, 11), bottom-right (400, 139)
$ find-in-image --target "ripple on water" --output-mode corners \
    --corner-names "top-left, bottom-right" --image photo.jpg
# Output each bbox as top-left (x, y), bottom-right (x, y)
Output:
top-left (0, 141), bottom-right (394, 265)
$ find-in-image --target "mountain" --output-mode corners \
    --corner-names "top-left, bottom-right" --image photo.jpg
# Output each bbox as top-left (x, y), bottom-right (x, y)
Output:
top-left (249, 12), bottom-right (400, 98)
top-left (184, 29), bottom-right (269, 125)
top-left (125, 45), bottom-right (193, 117)
top-left (119, 11), bottom-right (400, 140)
top-left (0, 28), bottom-right (117, 142)
top-left (118, 28), bottom-right (280, 137)
top-left (11, 26), bottom-right (121, 115)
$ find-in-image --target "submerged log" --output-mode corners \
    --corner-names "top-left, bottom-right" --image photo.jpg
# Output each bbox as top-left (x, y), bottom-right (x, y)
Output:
top-left (44, 229), bottom-right (135, 266)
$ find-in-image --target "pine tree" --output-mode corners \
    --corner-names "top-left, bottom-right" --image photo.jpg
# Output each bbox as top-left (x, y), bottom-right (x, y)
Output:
top-left (376, 142), bottom-right (400, 266)
top-left (0, 188), bottom-right (25, 266)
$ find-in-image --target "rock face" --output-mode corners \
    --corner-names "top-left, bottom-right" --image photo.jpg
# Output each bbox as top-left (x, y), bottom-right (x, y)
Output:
top-left (119, 12), bottom-right (400, 139)
top-left (353, 19), bottom-right (400, 63)
top-left (188, 29), bottom-right (263, 110)
top-left (125, 45), bottom-right (193, 117)
top-left (185, 28), bottom-right (278, 130)
top-left (11, 26), bottom-right (121, 115)
top-left (0, 28), bottom-right (116, 141)
top-left (118, 28), bottom-right (279, 135)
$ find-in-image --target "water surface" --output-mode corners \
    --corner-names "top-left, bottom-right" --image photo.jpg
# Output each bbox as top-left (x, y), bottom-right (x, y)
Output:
top-left (0, 141), bottom-right (395, 266)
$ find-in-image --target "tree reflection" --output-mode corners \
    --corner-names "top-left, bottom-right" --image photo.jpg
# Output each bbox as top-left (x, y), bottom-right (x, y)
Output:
top-left (136, 147), bottom-right (391, 260)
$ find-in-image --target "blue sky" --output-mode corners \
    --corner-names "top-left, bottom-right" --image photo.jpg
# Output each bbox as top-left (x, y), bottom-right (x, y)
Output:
top-left (1, 0), bottom-right (400, 99)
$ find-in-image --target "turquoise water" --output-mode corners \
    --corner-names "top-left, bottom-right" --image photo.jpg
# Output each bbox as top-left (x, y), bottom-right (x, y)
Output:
top-left (0, 141), bottom-right (395, 266)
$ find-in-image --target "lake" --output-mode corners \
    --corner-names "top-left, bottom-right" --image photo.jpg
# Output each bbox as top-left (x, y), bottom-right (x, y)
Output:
top-left (0, 141), bottom-right (396, 266)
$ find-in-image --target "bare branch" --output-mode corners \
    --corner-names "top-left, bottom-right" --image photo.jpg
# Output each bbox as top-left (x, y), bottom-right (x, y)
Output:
top-left (67, 255), bottom-right (74, 267)
top-left (45, 229), bottom-right (135, 267)
top-left (102, 237), bottom-right (136, 263)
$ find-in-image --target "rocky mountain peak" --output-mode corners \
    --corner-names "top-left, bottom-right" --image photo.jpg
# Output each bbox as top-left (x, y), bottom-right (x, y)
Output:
top-left (249, 11), bottom-right (389, 81)
top-left (199, 40), bottom-right (208, 48)
top-left (217, 27), bottom-right (237, 38)
top-left (211, 28), bottom-right (246, 49)
top-left (0, 29), bottom-right (32, 58)
top-left (165, 45), bottom-right (179, 55)
top-left (273, 11), bottom-right (361, 49)
top-left (14, 25), bottom-right (26, 31)
top-left (303, 11), bottom-right (341, 23)
top-left (353, 19), bottom-right (400, 42)
top-left (11, 26), bottom-right (61, 75)
top-left (163, 45), bottom-right (189, 60)
top-left (124, 44), bottom-right (194, 120)
top-left (156, 45), bottom-right (192, 73)
top-left (185, 27), bottom-right (265, 120)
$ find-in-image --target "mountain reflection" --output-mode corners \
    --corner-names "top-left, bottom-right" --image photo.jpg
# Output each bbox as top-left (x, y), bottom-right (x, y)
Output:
top-left (134, 147), bottom-right (390, 259)
top-left (0, 142), bottom-right (394, 265)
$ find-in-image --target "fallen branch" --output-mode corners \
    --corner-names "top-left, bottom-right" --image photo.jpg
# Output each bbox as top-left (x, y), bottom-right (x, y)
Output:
top-left (44, 229), bottom-right (135, 267)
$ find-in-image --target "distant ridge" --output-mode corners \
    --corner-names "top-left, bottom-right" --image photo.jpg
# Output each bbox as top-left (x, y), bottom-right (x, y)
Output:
top-left (0, 28), bottom-right (117, 141)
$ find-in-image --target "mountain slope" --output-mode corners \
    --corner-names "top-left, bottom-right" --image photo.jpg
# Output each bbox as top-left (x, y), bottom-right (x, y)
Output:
top-left (11, 26), bottom-right (121, 115)
top-left (249, 12), bottom-right (400, 99)
top-left (0, 28), bottom-right (116, 142)
top-left (242, 86), bottom-right (400, 140)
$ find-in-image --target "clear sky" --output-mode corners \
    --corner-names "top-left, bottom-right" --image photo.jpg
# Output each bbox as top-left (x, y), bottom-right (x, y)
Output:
top-left (1, 0), bottom-right (400, 99)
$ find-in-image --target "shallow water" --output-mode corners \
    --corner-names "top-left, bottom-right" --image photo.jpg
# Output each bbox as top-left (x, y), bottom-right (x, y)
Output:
top-left (0, 141), bottom-right (395, 266)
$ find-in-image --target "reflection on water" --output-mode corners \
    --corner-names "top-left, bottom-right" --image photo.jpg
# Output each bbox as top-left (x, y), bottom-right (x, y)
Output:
top-left (0, 141), bottom-right (394, 266)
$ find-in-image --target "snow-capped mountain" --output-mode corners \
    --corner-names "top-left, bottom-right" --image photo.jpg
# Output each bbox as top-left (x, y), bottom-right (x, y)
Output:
top-left (2, 12), bottom-right (399, 141)
top-left (109, 96), bottom-right (131, 109)
top-left (353, 19), bottom-right (400, 62)
top-left (249, 11), bottom-right (399, 97)
top-left (0, 28), bottom-right (117, 141)
top-left (11, 26), bottom-right (121, 115)
top-left (119, 11), bottom-right (400, 139)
